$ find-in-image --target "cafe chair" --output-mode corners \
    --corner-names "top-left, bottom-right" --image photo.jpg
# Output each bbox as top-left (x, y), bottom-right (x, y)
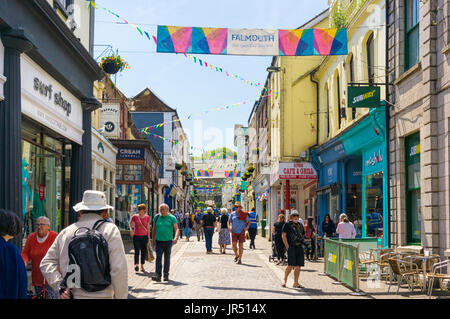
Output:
top-left (387, 257), bottom-right (420, 294)
top-left (426, 260), bottom-right (450, 299)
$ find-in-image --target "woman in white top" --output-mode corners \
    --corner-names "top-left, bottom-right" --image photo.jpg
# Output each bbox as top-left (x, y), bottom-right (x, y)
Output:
top-left (336, 213), bottom-right (356, 239)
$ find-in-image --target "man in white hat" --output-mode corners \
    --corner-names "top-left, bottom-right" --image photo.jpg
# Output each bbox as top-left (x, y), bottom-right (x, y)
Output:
top-left (40, 190), bottom-right (128, 299)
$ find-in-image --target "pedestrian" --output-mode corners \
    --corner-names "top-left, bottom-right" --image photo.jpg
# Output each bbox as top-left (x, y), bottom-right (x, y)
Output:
top-left (336, 213), bottom-right (356, 239)
top-left (194, 208), bottom-right (204, 241)
top-left (281, 210), bottom-right (305, 288)
top-left (21, 216), bottom-right (58, 299)
top-left (202, 207), bottom-right (217, 254)
top-left (217, 208), bottom-right (231, 254)
top-left (151, 203), bottom-right (179, 282)
top-left (176, 211), bottom-right (184, 239)
top-left (322, 214), bottom-right (336, 238)
top-left (129, 203), bottom-right (150, 273)
top-left (0, 209), bottom-right (28, 299)
top-left (304, 217), bottom-right (316, 261)
top-left (248, 207), bottom-right (259, 249)
top-left (40, 190), bottom-right (128, 299)
top-left (182, 212), bottom-right (193, 241)
top-left (272, 213), bottom-right (286, 265)
top-left (228, 202), bottom-right (250, 264)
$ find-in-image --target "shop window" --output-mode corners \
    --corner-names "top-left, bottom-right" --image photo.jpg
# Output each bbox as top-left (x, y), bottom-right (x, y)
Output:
top-left (346, 184), bottom-right (362, 237)
top-left (366, 33), bottom-right (375, 85)
top-left (116, 164), bottom-right (124, 181)
top-left (405, 132), bottom-right (421, 244)
top-left (405, 0), bottom-right (420, 70)
top-left (124, 165), bottom-right (142, 181)
top-left (115, 184), bottom-right (142, 230)
top-left (365, 172), bottom-right (383, 238)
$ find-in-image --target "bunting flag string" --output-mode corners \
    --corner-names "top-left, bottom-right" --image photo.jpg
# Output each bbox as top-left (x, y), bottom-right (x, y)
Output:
top-left (138, 93), bottom-right (271, 136)
top-left (86, 1), bottom-right (279, 96)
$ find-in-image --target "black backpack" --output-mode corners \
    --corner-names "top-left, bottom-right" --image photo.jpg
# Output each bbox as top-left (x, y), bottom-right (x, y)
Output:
top-left (61, 219), bottom-right (111, 293)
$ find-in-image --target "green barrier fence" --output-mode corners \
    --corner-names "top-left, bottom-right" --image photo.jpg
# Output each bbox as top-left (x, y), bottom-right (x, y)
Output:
top-left (324, 239), bottom-right (340, 281)
top-left (324, 239), bottom-right (362, 293)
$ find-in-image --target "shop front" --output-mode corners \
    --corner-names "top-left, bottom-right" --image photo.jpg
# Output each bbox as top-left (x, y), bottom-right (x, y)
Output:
top-left (111, 140), bottom-right (161, 230)
top-left (269, 161), bottom-right (317, 232)
top-left (311, 139), bottom-right (363, 237)
top-left (252, 171), bottom-right (270, 234)
top-left (339, 107), bottom-right (388, 247)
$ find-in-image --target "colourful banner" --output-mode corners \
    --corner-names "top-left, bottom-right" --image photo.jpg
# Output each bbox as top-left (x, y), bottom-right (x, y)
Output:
top-left (157, 25), bottom-right (348, 56)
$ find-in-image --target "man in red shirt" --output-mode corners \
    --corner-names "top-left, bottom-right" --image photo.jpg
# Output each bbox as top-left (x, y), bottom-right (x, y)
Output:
top-left (22, 216), bottom-right (58, 298)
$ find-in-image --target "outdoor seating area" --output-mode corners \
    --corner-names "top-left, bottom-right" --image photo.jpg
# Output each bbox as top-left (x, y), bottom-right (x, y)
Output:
top-left (359, 247), bottom-right (450, 298)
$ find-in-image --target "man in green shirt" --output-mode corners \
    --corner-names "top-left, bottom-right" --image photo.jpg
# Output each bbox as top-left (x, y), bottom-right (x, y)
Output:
top-left (151, 203), bottom-right (179, 282)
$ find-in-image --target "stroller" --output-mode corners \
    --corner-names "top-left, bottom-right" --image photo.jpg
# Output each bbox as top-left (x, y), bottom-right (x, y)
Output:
top-left (269, 240), bottom-right (287, 264)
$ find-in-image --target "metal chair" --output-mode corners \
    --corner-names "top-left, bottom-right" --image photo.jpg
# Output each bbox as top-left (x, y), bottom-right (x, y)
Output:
top-left (387, 257), bottom-right (420, 294)
top-left (426, 260), bottom-right (450, 299)
top-left (377, 250), bottom-right (396, 282)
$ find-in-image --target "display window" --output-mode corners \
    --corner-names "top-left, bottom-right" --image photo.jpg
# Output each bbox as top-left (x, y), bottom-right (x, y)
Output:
top-left (405, 132), bottom-right (421, 244)
top-left (22, 127), bottom-right (63, 236)
top-left (346, 184), bottom-right (362, 237)
top-left (365, 171), bottom-right (383, 238)
top-left (115, 184), bottom-right (142, 230)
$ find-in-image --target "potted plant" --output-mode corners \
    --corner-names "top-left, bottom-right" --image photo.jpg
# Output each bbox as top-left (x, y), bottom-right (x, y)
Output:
top-left (100, 54), bottom-right (129, 74)
top-left (175, 163), bottom-right (183, 170)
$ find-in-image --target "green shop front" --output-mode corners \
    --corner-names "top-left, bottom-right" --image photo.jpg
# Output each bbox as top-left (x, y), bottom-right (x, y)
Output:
top-left (339, 107), bottom-right (389, 247)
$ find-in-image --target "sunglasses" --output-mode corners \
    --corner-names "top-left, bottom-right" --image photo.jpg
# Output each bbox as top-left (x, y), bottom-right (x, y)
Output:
top-left (36, 223), bottom-right (49, 227)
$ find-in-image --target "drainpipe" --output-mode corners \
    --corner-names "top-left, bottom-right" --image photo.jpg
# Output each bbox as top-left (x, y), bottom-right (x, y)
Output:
top-left (309, 70), bottom-right (320, 234)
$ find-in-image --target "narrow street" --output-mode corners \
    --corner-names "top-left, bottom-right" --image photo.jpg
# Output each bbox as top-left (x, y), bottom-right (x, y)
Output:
top-left (124, 232), bottom-right (446, 299)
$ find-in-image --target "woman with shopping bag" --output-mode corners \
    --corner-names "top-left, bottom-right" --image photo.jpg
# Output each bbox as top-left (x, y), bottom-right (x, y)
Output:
top-left (129, 204), bottom-right (150, 272)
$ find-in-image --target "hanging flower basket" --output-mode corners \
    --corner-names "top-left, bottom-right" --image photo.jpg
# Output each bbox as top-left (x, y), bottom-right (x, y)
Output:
top-left (100, 55), bottom-right (129, 75)
top-left (241, 176), bottom-right (248, 181)
top-left (180, 169), bottom-right (188, 175)
top-left (247, 165), bottom-right (255, 173)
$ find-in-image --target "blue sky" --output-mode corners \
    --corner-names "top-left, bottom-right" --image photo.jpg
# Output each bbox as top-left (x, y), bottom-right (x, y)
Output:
top-left (93, 0), bottom-right (329, 156)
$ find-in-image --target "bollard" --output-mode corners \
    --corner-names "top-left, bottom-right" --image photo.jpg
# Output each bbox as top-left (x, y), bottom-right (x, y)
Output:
top-left (261, 219), bottom-right (267, 237)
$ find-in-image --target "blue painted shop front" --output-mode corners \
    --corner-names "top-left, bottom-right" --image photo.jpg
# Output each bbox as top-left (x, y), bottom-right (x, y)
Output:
top-left (311, 139), bottom-right (363, 238)
top-left (339, 107), bottom-right (388, 247)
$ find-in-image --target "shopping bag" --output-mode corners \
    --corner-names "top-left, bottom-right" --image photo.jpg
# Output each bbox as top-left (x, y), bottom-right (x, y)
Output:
top-left (147, 241), bottom-right (155, 262)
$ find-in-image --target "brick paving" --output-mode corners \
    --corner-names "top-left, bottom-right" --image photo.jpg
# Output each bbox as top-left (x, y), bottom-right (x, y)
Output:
top-left (124, 232), bottom-right (449, 299)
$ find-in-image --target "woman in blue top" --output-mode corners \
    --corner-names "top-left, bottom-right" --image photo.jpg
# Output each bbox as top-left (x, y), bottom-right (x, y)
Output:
top-left (248, 208), bottom-right (259, 249)
top-left (0, 209), bottom-right (28, 299)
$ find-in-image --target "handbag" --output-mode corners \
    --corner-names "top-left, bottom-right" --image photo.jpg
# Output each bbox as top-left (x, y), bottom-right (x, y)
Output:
top-left (147, 241), bottom-right (155, 262)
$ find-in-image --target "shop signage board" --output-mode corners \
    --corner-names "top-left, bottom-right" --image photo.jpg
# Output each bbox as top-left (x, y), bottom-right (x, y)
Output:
top-left (117, 148), bottom-right (145, 160)
top-left (21, 55), bottom-right (83, 145)
top-left (99, 103), bottom-right (121, 138)
top-left (347, 86), bottom-right (381, 108)
top-left (271, 162), bottom-right (317, 186)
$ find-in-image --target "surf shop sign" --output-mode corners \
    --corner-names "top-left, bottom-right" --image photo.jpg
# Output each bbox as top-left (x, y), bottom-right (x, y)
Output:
top-left (347, 86), bottom-right (381, 108)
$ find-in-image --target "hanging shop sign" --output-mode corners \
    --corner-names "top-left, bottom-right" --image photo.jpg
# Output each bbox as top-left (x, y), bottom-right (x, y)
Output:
top-left (99, 103), bottom-right (120, 138)
top-left (347, 86), bottom-right (381, 108)
top-left (157, 26), bottom-right (348, 56)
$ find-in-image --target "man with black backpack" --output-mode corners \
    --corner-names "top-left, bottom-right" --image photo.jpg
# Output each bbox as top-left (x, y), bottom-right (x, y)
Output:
top-left (40, 190), bottom-right (128, 299)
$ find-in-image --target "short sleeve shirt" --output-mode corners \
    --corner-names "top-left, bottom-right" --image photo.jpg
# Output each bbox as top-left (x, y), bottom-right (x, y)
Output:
top-left (282, 221), bottom-right (305, 246)
top-left (229, 212), bottom-right (249, 234)
top-left (202, 213), bottom-right (216, 227)
top-left (153, 214), bottom-right (178, 241)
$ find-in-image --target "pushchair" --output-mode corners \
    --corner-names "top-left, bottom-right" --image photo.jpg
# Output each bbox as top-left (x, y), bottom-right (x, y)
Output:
top-left (269, 240), bottom-right (287, 264)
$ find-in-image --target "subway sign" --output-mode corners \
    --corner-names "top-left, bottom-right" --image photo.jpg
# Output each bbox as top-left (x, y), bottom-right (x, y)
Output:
top-left (347, 86), bottom-right (381, 108)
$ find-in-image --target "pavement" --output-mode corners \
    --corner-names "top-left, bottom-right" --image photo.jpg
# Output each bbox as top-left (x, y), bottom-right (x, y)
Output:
top-left (124, 231), bottom-right (450, 299)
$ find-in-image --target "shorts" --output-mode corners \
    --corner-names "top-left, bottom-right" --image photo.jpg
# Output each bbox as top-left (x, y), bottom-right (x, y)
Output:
top-left (232, 231), bottom-right (246, 243)
top-left (287, 245), bottom-right (304, 267)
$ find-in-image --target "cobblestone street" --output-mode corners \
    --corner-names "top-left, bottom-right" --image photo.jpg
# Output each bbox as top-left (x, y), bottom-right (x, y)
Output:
top-left (124, 232), bottom-right (449, 299)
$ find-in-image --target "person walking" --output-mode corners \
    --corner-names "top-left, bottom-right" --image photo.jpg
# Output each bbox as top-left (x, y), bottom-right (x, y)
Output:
top-left (202, 207), bottom-right (217, 254)
top-left (22, 216), bottom-right (58, 299)
top-left (129, 204), bottom-right (150, 273)
top-left (40, 190), bottom-right (128, 299)
top-left (336, 213), bottom-right (356, 239)
top-left (182, 212), bottom-right (193, 241)
top-left (322, 214), bottom-right (336, 238)
top-left (281, 210), bottom-right (305, 289)
top-left (0, 209), bottom-right (28, 299)
top-left (151, 204), bottom-right (179, 282)
top-left (304, 217), bottom-right (316, 261)
top-left (217, 208), bottom-right (231, 254)
top-left (194, 209), bottom-right (204, 241)
top-left (176, 211), bottom-right (184, 239)
top-left (248, 207), bottom-right (259, 249)
top-left (272, 214), bottom-right (286, 265)
top-left (228, 202), bottom-right (250, 264)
